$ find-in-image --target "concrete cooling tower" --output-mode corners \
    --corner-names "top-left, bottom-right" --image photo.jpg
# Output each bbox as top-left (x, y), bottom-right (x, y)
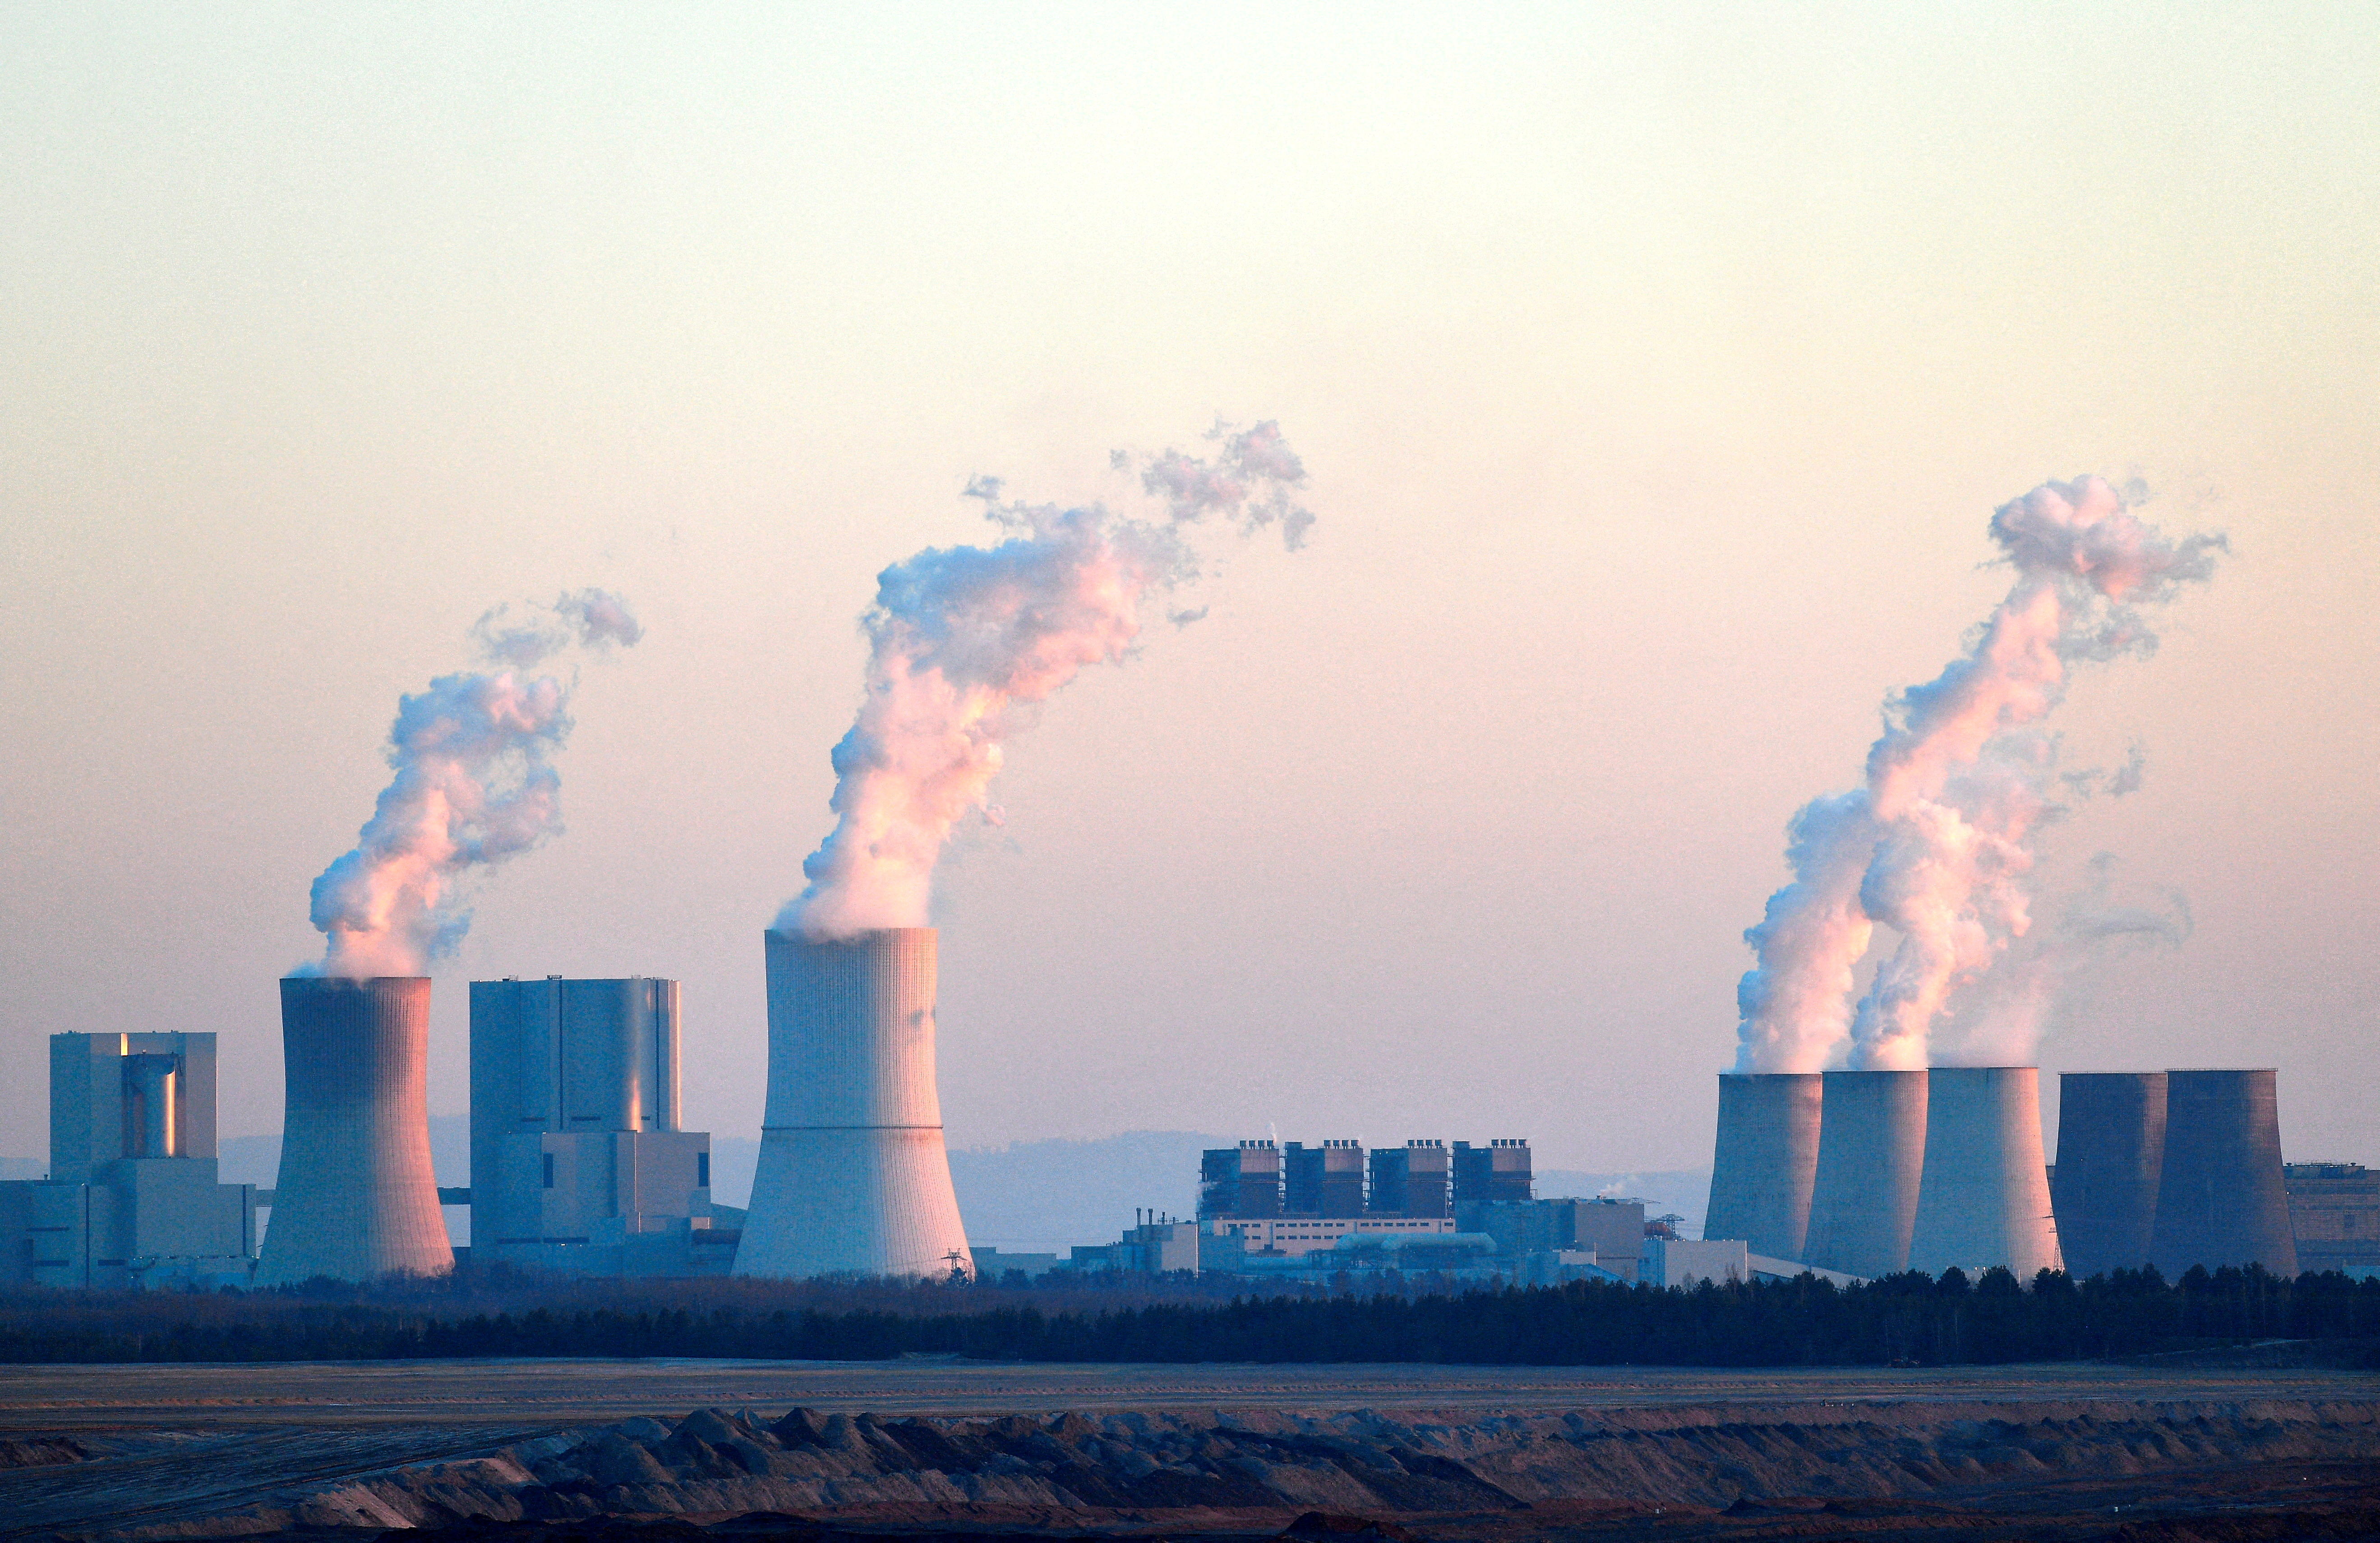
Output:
top-left (1802, 1069), bottom-right (1927, 1279)
top-left (2050, 1072), bottom-right (2167, 1279)
top-left (1907, 1067), bottom-right (2062, 1279)
top-left (254, 976), bottom-right (454, 1285)
top-left (735, 928), bottom-right (972, 1280)
top-left (2150, 1069), bottom-right (2297, 1277)
top-left (1703, 1072), bottom-right (1822, 1260)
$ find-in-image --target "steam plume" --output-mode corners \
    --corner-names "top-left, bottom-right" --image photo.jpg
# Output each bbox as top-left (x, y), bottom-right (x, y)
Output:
top-left (297, 591), bottom-right (641, 979)
top-left (1732, 477), bottom-right (2221, 1072)
top-left (782, 421), bottom-right (1311, 940)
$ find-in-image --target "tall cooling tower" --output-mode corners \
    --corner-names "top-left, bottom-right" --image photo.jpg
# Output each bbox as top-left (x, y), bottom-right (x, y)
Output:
top-left (2050, 1072), bottom-right (2167, 1278)
top-left (1704, 1072), bottom-right (1822, 1259)
top-left (255, 976), bottom-right (454, 1284)
top-left (1802, 1069), bottom-right (1927, 1279)
top-left (1907, 1067), bottom-right (2062, 1278)
top-left (2150, 1069), bottom-right (2298, 1277)
top-left (735, 928), bottom-right (972, 1280)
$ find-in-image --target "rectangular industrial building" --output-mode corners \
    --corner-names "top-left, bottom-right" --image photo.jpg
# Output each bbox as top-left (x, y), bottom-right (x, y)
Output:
top-left (468, 977), bottom-right (729, 1276)
top-left (2285, 1163), bottom-right (2380, 1274)
top-left (0, 1033), bottom-right (257, 1288)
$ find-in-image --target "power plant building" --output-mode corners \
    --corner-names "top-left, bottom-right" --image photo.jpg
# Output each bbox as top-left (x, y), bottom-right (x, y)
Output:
top-left (736, 928), bottom-right (973, 1280)
top-left (1452, 1139), bottom-right (1533, 1208)
top-left (1369, 1140), bottom-right (1452, 1219)
top-left (256, 976), bottom-right (454, 1285)
top-left (2283, 1164), bottom-right (2380, 1275)
top-left (468, 975), bottom-right (729, 1277)
top-left (0, 1033), bottom-right (258, 1288)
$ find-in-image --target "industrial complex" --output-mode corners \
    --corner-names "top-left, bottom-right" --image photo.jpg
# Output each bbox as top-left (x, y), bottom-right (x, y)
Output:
top-left (3, 955), bottom-right (2375, 1288)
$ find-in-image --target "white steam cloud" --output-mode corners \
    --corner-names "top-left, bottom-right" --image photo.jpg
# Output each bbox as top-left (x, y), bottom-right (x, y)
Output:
top-left (296, 590), bottom-right (642, 979)
top-left (781, 421), bottom-right (1312, 941)
top-left (1732, 476), bottom-right (2223, 1072)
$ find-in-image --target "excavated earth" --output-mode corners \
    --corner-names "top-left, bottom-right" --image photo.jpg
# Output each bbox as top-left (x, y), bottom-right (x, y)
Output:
top-left (5, 1362), bottom-right (2380, 1542)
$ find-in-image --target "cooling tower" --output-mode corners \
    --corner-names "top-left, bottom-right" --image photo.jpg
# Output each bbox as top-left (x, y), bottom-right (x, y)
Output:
top-left (254, 976), bottom-right (454, 1284)
top-left (2050, 1072), bottom-right (2167, 1279)
top-left (1802, 1069), bottom-right (1927, 1279)
top-left (2150, 1069), bottom-right (2297, 1277)
top-left (1907, 1067), bottom-right (2062, 1278)
top-left (1704, 1072), bottom-right (1822, 1260)
top-left (735, 928), bottom-right (972, 1280)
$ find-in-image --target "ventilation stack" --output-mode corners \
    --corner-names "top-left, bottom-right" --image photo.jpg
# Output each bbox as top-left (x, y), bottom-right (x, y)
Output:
top-left (1703, 1072), bottom-right (1823, 1260)
top-left (255, 976), bottom-right (453, 1284)
top-left (735, 928), bottom-right (972, 1280)
top-left (1802, 1069), bottom-right (1927, 1278)
top-left (2150, 1069), bottom-right (2297, 1277)
top-left (2050, 1072), bottom-right (2167, 1279)
top-left (1907, 1067), bottom-right (2062, 1278)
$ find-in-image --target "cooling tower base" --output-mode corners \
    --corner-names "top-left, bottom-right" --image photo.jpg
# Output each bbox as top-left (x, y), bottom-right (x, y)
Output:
top-left (1907, 1066), bottom-right (2062, 1280)
top-left (734, 1125), bottom-right (972, 1280)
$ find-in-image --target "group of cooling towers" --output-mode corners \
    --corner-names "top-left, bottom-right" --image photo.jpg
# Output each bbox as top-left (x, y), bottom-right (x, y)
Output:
top-left (1705, 1065), bottom-right (2301, 1284)
top-left (258, 927), bottom-right (973, 1286)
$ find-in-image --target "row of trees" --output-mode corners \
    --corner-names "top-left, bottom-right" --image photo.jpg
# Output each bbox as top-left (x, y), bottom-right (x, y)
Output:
top-left (3, 1263), bottom-right (2376, 1367)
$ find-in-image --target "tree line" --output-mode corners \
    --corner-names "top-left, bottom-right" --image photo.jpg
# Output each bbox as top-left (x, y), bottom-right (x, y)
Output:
top-left (1, 1265), bottom-right (2375, 1367)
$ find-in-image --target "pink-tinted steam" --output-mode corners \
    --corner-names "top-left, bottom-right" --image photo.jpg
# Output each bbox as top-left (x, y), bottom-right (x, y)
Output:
top-left (782, 425), bottom-right (1311, 941)
top-left (297, 591), bottom-right (640, 979)
top-left (1731, 477), bottom-right (2221, 1073)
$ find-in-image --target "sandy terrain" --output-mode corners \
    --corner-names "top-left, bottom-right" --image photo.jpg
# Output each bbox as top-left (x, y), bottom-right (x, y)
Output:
top-left (1, 1360), bottom-right (2375, 1541)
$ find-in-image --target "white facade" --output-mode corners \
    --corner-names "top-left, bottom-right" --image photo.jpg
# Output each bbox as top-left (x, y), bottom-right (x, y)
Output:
top-left (467, 976), bottom-right (725, 1276)
top-left (1215, 1215), bottom-right (1458, 1257)
top-left (1909, 1066), bottom-right (2064, 1278)
top-left (1642, 1236), bottom-right (1749, 1288)
top-left (1803, 1069), bottom-right (1929, 1279)
top-left (255, 976), bottom-right (453, 1285)
top-left (735, 928), bottom-right (973, 1280)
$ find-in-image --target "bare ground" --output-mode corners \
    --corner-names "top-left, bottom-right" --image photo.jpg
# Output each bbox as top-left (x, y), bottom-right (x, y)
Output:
top-left (1, 1360), bottom-right (2375, 1543)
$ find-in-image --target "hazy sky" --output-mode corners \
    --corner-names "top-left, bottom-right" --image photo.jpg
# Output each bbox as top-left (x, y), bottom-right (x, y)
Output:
top-left (4, 5), bottom-right (2374, 1175)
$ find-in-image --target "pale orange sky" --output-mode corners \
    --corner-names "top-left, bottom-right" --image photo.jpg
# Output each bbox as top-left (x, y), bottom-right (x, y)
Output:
top-left (2, 4), bottom-right (2373, 1170)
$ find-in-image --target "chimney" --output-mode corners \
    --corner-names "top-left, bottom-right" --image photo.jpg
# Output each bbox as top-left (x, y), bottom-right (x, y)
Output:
top-left (255, 976), bottom-right (453, 1284)
top-left (735, 929), bottom-right (972, 1279)
top-left (2151, 1069), bottom-right (2297, 1277)
top-left (1802, 1069), bottom-right (1927, 1279)
top-left (1704, 1072), bottom-right (1823, 1260)
top-left (2051, 1071), bottom-right (2167, 1279)
top-left (1908, 1067), bottom-right (2062, 1278)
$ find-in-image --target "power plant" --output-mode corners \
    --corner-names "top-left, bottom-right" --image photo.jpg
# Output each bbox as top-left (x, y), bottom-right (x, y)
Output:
top-left (255, 976), bottom-right (454, 1285)
top-left (1907, 1067), bottom-right (2062, 1278)
top-left (734, 927), bottom-right (973, 1280)
top-left (2048, 1072), bottom-right (2168, 1279)
top-left (1704, 1072), bottom-right (1822, 1262)
top-left (1801, 1069), bottom-right (1928, 1279)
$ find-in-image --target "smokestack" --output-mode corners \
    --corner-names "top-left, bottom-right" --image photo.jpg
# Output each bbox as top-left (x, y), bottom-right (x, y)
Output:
top-left (2051, 1071), bottom-right (2167, 1278)
top-left (735, 928), bottom-right (972, 1280)
top-left (1802, 1069), bottom-right (1927, 1278)
top-left (1908, 1067), bottom-right (2062, 1278)
top-left (1704, 1072), bottom-right (1822, 1259)
top-left (2150, 1069), bottom-right (2297, 1277)
top-left (255, 977), bottom-right (453, 1284)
